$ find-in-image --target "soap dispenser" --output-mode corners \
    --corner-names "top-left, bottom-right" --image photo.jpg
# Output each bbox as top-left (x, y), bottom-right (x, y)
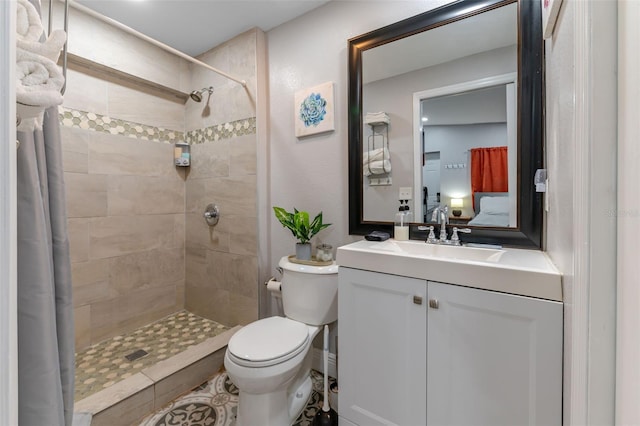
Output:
top-left (394, 200), bottom-right (412, 241)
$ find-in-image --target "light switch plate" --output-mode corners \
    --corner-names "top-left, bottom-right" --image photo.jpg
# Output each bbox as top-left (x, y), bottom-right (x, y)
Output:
top-left (399, 187), bottom-right (412, 200)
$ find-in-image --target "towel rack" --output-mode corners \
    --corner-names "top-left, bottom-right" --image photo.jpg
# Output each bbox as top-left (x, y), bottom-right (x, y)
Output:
top-left (367, 121), bottom-right (389, 175)
top-left (47, 0), bottom-right (69, 95)
top-left (14, 0), bottom-right (68, 128)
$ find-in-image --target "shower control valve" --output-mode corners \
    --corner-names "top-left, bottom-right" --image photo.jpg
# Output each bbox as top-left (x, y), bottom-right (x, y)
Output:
top-left (203, 203), bottom-right (220, 226)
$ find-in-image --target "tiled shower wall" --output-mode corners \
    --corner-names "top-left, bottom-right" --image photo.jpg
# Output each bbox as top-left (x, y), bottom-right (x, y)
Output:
top-left (184, 30), bottom-right (259, 327)
top-left (54, 2), bottom-right (260, 350)
top-left (61, 124), bottom-right (186, 350)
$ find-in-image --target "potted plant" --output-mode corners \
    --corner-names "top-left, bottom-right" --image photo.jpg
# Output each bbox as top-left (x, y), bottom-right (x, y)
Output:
top-left (273, 207), bottom-right (331, 260)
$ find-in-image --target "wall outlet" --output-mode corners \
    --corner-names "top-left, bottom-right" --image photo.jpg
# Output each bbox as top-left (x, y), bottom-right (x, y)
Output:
top-left (399, 187), bottom-right (412, 200)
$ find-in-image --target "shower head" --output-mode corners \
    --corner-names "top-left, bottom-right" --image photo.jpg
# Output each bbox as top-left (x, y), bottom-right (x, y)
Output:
top-left (189, 86), bottom-right (214, 103)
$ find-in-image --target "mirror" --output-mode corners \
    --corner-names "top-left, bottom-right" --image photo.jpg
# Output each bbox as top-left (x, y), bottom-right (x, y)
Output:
top-left (348, 0), bottom-right (543, 247)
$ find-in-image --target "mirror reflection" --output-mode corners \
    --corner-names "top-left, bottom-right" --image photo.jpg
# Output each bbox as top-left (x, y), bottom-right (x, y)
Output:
top-left (419, 79), bottom-right (517, 228)
top-left (361, 3), bottom-right (517, 228)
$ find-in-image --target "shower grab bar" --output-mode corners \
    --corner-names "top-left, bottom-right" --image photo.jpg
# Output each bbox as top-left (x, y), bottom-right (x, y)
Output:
top-left (48, 0), bottom-right (69, 95)
top-left (58, 0), bottom-right (247, 88)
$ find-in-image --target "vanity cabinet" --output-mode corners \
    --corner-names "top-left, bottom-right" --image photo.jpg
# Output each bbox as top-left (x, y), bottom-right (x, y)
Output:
top-left (338, 267), bottom-right (562, 426)
top-left (338, 268), bottom-right (427, 426)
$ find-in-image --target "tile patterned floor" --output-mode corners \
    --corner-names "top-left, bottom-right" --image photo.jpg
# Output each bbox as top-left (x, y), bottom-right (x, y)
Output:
top-left (74, 311), bottom-right (229, 401)
top-left (139, 369), bottom-right (336, 426)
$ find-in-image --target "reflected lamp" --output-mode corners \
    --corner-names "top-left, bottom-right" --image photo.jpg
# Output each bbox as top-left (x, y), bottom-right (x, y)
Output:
top-left (451, 198), bottom-right (464, 217)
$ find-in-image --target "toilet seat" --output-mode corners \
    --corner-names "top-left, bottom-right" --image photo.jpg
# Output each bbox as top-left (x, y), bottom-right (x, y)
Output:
top-left (228, 316), bottom-right (310, 368)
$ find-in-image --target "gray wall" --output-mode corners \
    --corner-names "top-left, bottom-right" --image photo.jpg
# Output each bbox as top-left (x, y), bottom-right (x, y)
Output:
top-left (266, 0), bottom-right (455, 273)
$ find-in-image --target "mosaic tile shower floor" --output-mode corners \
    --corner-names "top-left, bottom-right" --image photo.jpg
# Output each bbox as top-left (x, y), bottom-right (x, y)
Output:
top-left (74, 311), bottom-right (229, 401)
top-left (139, 369), bottom-right (336, 426)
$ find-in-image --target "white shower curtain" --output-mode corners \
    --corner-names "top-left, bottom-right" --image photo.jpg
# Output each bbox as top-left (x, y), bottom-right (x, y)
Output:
top-left (16, 108), bottom-right (75, 424)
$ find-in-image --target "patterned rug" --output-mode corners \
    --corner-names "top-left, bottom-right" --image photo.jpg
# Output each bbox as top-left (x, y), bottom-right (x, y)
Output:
top-left (75, 311), bottom-right (229, 401)
top-left (139, 370), bottom-right (336, 426)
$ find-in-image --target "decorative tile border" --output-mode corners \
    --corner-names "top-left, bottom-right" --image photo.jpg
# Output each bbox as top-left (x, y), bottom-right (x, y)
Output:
top-left (58, 107), bottom-right (256, 145)
top-left (185, 117), bottom-right (256, 145)
top-left (58, 107), bottom-right (182, 144)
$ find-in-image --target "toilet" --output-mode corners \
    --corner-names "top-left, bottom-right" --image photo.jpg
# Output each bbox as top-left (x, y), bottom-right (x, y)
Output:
top-left (224, 256), bottom-right (338, 426)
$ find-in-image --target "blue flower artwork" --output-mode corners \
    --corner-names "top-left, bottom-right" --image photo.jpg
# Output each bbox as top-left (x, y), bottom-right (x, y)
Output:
top-left (299, 93), bottom-right (327, 127)
top-left (294, 82), bottom-right (335, 137)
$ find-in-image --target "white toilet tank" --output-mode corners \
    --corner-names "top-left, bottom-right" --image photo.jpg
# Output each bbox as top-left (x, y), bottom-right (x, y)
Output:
top-left (279, 256), bottom-right (338, 326)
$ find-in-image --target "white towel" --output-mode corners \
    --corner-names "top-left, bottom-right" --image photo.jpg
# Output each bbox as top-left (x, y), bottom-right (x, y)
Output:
top-left (16, 102), bottom-right (50, 132)
top-left (18, 30), bottom-right (67, 62)
top-left (16, 47), bottom-right (64, 131)
top-left (364, 160), bottom-right (391, 176)
top-left (16, 47), bottom-right (64, 106)
top-left (364, 112), bottom-right (390, 125)
top-left (17, 0), bottom-right (43, 42)
top-left (363, 147), bottom-right (390, 165)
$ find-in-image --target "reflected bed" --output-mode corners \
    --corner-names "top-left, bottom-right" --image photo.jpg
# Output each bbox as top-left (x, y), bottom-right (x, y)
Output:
top-left (468, 192), bottom-right (510, 227)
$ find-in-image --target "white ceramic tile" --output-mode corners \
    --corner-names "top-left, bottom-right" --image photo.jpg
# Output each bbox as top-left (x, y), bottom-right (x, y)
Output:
top-left (63, 69), bottom-right (109, 116)
top-left (108, 175), bottom-right (185, 216)
top-left (107, 83), bottom-right (185, 131)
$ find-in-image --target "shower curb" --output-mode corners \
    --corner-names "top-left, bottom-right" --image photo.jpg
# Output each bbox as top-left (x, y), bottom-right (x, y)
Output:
top-left (74, 325), bottom-right (242, 426)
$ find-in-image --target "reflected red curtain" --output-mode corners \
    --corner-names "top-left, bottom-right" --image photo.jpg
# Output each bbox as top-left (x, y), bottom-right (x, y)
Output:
top-left (470, 147), bottom-right (508, 210)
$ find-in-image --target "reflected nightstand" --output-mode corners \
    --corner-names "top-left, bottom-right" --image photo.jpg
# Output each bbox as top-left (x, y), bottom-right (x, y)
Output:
top-left (449, 216), bottom-right (472, 225)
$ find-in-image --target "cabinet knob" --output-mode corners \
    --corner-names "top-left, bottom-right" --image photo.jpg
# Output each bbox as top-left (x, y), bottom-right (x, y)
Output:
top-left (429, 299), bottom-right (439, 309)
top-left (413, 295), bottom-right (423, 305)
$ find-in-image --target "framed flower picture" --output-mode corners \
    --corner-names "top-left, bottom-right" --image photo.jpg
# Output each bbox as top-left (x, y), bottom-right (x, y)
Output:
top-left (294, 82), bottom-right (335, 137)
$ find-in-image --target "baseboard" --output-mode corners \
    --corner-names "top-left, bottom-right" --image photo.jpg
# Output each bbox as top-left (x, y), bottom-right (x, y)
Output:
top-left (311, 348), bottom-right (337, 379)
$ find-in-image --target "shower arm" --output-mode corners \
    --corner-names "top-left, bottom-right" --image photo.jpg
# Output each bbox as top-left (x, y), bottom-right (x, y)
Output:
top-left (59, 0), bottom-right (247, 88)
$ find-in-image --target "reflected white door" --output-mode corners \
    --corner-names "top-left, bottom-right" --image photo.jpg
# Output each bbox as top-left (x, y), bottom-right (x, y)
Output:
top-left (422, 151), bottom-right (440, 222)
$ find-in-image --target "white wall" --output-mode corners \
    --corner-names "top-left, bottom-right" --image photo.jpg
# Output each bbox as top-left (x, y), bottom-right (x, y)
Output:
top-left (0, 1), bottom-right (17, 423)
top-left (545, 0), bottom-right (617, 424)
top-left (266, 0), bottom-right (453, 271)
top-left (617, 1), bottom-right (640, 423)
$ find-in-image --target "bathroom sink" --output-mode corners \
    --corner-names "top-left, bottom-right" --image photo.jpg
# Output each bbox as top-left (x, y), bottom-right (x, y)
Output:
top-left (337, 239), bottom-right (562, 301)
top-left (367, 240), bottom-right (504, 263)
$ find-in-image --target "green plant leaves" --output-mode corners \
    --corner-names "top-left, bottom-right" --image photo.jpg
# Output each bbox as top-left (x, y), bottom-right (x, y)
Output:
top-left (273, 206), bottom-right (331, 244)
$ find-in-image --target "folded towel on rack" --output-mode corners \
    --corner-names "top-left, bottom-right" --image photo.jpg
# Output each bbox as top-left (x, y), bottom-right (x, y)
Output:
top-left (18, 30), bottom-right (67, 62)
top-left (17, 0), bottom-right (44, 42)
top-left (16, 48), bottom-right (65, 106)
top-left (364, 112), bottom-right (390, 125)
top-left (364, 160), bottom-right (392, 176)
top-left (363, 147), bottom-right (390, 165)
top-left (16, 47), bottom-right (64, 131)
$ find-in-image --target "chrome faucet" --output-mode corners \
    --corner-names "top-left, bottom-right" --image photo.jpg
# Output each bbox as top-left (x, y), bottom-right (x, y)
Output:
top-left (431, 204), bottom-right (449, 242)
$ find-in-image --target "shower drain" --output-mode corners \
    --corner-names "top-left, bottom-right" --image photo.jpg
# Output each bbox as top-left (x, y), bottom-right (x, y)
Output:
top-left (124, 349), bottom-right (149, 362)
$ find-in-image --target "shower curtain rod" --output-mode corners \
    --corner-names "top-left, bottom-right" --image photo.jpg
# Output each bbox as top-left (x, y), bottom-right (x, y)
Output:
top-left (60, 0), bottom-right (247, 88)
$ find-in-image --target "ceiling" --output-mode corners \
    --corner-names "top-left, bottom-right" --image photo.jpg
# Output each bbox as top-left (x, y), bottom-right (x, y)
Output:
top-left (75, 0), bottom-right (330, 56)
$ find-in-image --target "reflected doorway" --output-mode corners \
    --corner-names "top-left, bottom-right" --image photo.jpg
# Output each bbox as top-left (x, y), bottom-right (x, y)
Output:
top-left (422, 151), bottom-right (440, 222)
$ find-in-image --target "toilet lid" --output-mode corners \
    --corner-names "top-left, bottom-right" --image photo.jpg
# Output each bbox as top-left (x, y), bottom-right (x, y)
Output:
top-left (228, 316), bottom-right (310, 367)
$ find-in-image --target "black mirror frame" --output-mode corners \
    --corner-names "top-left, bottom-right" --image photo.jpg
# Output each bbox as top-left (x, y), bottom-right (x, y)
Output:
top-left (348, 0), bottom-right (544, 248)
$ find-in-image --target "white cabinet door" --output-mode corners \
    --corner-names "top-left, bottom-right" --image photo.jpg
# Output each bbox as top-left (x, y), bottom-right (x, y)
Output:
top-left (339, 268), bottom-right (427, 426)
top-left (426, 282), bottom-right (563, 426)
